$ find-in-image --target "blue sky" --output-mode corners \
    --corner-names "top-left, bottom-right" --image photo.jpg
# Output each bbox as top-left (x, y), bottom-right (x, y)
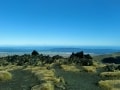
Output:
top-left (0, 0), bottom-right (120, 46)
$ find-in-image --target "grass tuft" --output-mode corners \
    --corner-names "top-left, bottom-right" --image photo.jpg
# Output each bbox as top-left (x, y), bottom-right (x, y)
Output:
top-left (61, 65), bottom-right (80, 72)
top-left (99, 80), bottom-right (120, 90)
top-left (0, 71), bottom-right (12, 81)
top-left (100, 71), bottom-right (120, 78)
top-left (0, 65), bottom-right (23, 71)
top-left (24, 66), bottom-right (66, 90)
top-left (82, 66), bottom-right (96, 73)
top-left (31, 82), bottom-right (54, 90)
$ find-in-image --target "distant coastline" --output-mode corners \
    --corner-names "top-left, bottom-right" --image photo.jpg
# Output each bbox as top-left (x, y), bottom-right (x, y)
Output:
top-left (0, 46), bottom-right (120, 57)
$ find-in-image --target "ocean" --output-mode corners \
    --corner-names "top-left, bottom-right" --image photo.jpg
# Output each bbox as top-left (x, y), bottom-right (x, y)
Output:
top-left (0, 46), bottom-right (120, 57)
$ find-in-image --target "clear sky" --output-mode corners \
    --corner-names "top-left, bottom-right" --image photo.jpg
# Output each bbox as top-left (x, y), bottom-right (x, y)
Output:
top-left (0, 0), bottom-right (120, 46)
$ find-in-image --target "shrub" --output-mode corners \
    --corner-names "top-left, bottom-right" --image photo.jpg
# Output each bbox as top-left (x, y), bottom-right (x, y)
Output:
top-left (0, 71), bottom-right (12, 81)
top-left (102, 57), bottom-right (120, 64)
top-left (81, 58), bottom-right (93, 66)
top-left (84, 54), bottom-right (92, 59)
top-left (52, 55), bottom-right (63, 60)
top-left (116, 65), bottom-right (120, 70)
top-left (69, 51), bottom-right (93, 66)
top-left (105, 64), bottom-right (116, 71)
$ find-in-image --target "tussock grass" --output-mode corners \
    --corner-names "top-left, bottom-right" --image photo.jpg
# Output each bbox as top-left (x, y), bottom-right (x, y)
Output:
top-left (99, 80), bottom-right (120, 90)
top-left (24, 66), bottom-right (65, 90)
top-left (93, 61), bottom-right (106, 68)
top-left (61, 65), bottom-right (80, 72)
top-left (31, 67), bottom-right (47, 71)
top-left (34, 70), bottom-right (55, 77)
top-left (24, 66), bottom-right (53, 71)
top-left (82, 66), bottom-right (96, 73)
top-left (0, 65), bottom-right (23, 71)
top-left (44, 63), bottom-right (55, 68)
top-left (100, 71), bottom-right (120, 77)
top-left (33, 70), bottom-right (55, 82)
top-left (31, 81), bottom-right (54, 90)
top-left (92, 61), bottom-right (99, 67)
top-left (0, 71), bottom-right (12, 81)
top-left (24, 66), bottom-right (64, 83)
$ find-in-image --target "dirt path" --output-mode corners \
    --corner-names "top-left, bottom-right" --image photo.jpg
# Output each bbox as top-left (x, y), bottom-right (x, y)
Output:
top-left (55, 68), bottom-right (102, 90)
top-left (0, 69), bottom-right (39, 90)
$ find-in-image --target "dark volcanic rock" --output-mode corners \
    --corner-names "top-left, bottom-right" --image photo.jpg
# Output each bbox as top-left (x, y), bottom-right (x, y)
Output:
top-left (31, 50), bottom-right (39, 56)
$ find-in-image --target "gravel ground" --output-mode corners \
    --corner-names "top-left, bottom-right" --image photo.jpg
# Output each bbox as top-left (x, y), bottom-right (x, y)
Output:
top-left (55, 68), bottom-right (102, 90)
top-left (0, 69), bottom-right (39, 90)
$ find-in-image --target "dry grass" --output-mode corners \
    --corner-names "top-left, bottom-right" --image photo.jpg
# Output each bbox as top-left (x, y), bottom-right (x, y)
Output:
top-left (24, 65), bottom-right (53, 71)
top-left (99, 80), bottom-right (120, 90)
top-left (82, 66), bottom-right (96, 73)
top-left (31, 67), bottom-right (47, 71)
top-left (44, 63), bottom-right (54, 68)
top-left (0, 65), bottom-right (23, 71)
top-left (100, 71), bottom-right (120, 77)
top-left (33, 70), bottom-right (56, 82)
top-left (92, 61), bottom-right (99, 67)
top-left (24, 65), bottom-right (66, 90)
top-left (93, 61), bottom-right (106, 68)
top-left (31, 81), bottom-right (54, 90)
top-left (61, 65), bottom-right (80, 72)
top-left (24, 66), bottom-right (65, 90)
top-left (0, 65), bottom-right (22, 81)
top-left (0, 71), bottom-right (12, 81)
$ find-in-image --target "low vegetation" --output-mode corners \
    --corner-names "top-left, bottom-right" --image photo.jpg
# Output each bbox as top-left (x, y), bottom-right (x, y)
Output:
top-left (99, 80), bottom-right (120, 90)
top-left (0, 65), bottom-right (23, 71)
top-left (100, 71), bottom-right (120, 78)
top-left (0, 51), bottom-right (93, 67)
top-left (68, 51), bottom-right (93, 65)
top-left (102, 56), bottom-right (120, 64)
top-left (31, 82), bottom-right (54, 90)
top-left (61, 64), bottom-right (80, 72)
top-left (24, 66), bottom-right (66, 90)
top-left (0, 50), bottom-right (120, 90)
top-left (0, 71), bottom-right (12, 81)
top-left (82, 66), bottom-right (97, 73)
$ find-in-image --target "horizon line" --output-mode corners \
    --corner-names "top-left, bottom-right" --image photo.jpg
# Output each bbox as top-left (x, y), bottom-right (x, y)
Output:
top-left (0, 45), bottom-right (120, 48)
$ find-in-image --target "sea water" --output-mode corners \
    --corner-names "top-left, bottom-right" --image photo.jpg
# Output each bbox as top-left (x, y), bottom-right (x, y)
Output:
top-left (0, 46), bottom-right (120, 57)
